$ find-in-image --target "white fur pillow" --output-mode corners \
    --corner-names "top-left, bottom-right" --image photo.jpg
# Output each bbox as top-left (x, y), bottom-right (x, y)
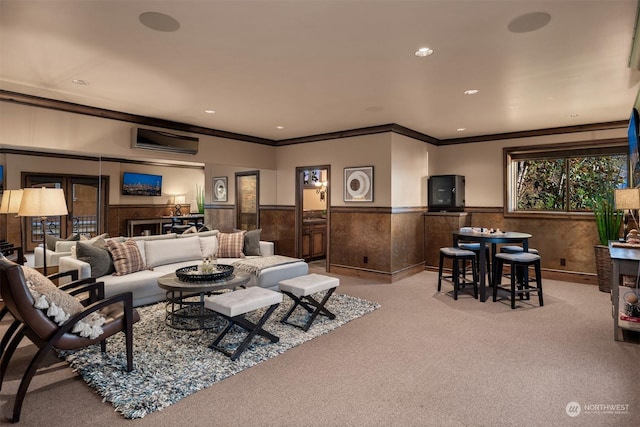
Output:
top-left (21, 266), bottom-right (105, 339)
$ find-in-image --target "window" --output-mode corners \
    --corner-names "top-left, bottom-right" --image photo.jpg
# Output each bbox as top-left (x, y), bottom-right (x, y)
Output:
top-left (506, 140), bottom-right (628, 214)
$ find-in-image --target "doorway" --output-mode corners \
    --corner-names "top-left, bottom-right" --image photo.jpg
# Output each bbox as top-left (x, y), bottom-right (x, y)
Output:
top-left (22, 173), bottom-right (109, 251)
top-left (235, 171), bottom-right (259, 230)
top-left (296, 166), bottom-right (330, 269)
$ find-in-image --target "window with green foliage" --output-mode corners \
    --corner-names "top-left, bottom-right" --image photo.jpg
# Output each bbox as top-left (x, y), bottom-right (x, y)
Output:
top-left (506, 141), bottom-right (628, 214)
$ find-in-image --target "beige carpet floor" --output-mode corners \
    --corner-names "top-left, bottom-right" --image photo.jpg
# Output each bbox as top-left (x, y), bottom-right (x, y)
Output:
top-left (1, 266), bottom-right (639, 426)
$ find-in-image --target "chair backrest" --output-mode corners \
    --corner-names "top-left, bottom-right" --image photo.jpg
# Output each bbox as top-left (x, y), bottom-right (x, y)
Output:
top-left (0, 258), bottom-right (59, 340)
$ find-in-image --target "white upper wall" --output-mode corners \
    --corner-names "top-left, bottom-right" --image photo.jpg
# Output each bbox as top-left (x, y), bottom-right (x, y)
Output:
top-left (1, 101), bottom-right (630, 208)
top-left (434, 127), bottom-right (628, 207)
top-left (0, 102), bottom-right (277, 168)
top-left (275, 133), bottom-right (392, 206)
top-left (391, 133), bottom-right (433, 207)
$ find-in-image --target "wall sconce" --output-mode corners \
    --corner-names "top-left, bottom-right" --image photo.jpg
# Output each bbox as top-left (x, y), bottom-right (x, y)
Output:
top-left (174, 195), bottom-right (186, 216)
top-left (315, 181), bottom-right (328, 200)
top-left (614, 188), bottom-right (640, 238)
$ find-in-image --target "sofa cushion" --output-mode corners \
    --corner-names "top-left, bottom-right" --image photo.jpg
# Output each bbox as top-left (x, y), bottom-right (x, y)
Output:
top-left (45, 233), bottom-right (80, 251)
top-left (76, 240), bottom-right (115, 278)
top-left (144, 236), bottom-right (203, 267)
top-left (216, 231), bottom-right (246, 258)
top-left (107, 239), bottom-right (147, 276)
top-left (244, 229), bottom-right (262, 256)
top-left (54, 240), bottom-right (78, 253)
top-left (199, 235), bottom-right (219, 258)
top-left (178, 229), bottom-right (219, 238)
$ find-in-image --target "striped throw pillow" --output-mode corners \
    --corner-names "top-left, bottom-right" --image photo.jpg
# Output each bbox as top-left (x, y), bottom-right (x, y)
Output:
top-left (216, 231), bottom-right (246, 258)
top-left (106, 239), bottom-right (146, 276)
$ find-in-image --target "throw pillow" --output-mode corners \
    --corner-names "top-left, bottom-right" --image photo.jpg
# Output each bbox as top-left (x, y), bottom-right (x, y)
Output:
top-left (45, 233), bottom-right (80, 251)
top-left (244, 228), bottom-right (262, 256)
top-left (181, 226), bottom-right (198, 234)
top-left (216, 231), bottom-right (247, 258)
top-left (106, 239), bottom-right (146, 276)
top-left (76, 240), bottom-right (115, 278)
top-left (21, 266), bottom-right (106, 339)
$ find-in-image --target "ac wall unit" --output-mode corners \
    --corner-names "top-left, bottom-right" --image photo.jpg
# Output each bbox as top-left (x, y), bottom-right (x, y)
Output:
top-left (132, 128), bottom-right (199, 155)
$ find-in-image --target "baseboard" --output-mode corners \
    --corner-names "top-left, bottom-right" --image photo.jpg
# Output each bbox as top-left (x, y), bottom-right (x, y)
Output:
top-left (424, 265), bottom-right (599, 286)
top-left (329, 263), bottom-right (424, 283)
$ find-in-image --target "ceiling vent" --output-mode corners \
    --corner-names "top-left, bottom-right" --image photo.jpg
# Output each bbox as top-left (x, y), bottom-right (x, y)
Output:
top-left (132, 128), bottom-right (199, 155)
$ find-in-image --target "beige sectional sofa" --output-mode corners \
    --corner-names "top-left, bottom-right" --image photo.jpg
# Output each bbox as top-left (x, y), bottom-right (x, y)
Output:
top-left (58, 230), bottom-right (308, 307)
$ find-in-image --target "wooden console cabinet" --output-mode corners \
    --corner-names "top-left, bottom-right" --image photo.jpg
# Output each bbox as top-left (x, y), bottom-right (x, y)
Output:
top-left (302, 221), bottom-right (326, 260)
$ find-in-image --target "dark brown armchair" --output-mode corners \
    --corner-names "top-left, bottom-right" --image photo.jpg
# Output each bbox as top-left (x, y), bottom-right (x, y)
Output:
top-left (0, 258), bottom-right (140, 423)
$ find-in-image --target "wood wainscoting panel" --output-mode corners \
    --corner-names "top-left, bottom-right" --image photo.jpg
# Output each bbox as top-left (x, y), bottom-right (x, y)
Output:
top-left (207, 206), bottom-right (235, 232)
top-left (391, 209), bottom-right (426, 272)
top-left (424, 212), bottom-right (471, 269)
top-left (331, 209), bottom-right (391, 274)
top-left (108, 205), bottom-right (172, 237)
top-left (260, 206), bottom-right (295, 257)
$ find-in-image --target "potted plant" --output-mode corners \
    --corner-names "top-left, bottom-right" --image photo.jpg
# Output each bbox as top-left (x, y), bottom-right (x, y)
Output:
top-left (593, 191), bottom-right (623, 292)
top-left (195, 185), bottom-right (205, 214)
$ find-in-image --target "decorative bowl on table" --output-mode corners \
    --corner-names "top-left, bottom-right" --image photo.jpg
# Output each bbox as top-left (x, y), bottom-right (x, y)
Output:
top-left (175, 264), bottom-right (234, 282)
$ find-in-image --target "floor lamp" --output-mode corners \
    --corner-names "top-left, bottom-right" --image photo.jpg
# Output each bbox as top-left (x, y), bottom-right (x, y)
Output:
top-left (614, 188), bottom-right (640, 239)
top-left (18, 188), bottom-right (68, 275)
top-left (0, 190), bottom-right (24, 260)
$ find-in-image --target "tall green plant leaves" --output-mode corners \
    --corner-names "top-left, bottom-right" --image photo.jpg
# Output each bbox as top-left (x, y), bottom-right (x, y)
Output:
top-left (592, 191), bottom-right (623, 245)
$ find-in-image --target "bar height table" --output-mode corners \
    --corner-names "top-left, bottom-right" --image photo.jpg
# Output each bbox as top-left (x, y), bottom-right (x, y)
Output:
top-left (452, 230), bottom-right (532, 302)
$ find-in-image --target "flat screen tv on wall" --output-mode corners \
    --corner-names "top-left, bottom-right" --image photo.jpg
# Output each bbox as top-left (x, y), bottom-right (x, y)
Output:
top-left (629, 108), bottom-right (640, 187)
top-left (122, 172), bottom-right (162, 196)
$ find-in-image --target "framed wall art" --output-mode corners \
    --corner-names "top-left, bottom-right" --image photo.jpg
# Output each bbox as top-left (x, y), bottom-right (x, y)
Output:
top-left (344, 166), bottom-right (373, 202)
top-left (212, 176), bottom-right (228, 202)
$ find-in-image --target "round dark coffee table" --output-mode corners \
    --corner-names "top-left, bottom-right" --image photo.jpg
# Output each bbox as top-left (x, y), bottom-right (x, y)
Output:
top-left (158, 271), bottom-right (251, 330)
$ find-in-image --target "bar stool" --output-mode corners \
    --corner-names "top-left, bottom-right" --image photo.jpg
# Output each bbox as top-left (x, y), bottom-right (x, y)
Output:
top-left (458, 242), bottom-right (492, 285)
top-left (499, 245), bottom-right (539, 283)
top-left (437, 247), bottom-right (478, 300)
top-left (493, 252), bottom-right (543, 309)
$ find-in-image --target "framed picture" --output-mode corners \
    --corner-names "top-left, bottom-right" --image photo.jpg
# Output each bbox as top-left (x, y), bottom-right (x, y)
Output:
top-left (344, 166), bottom-right (373, 202)
top-left (0, 164), bottom-right (4, 195)
top-left (212, 176), bottom-right (228, 202)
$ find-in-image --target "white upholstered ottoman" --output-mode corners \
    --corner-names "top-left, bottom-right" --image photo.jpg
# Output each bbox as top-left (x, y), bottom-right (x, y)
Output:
top-left (204, 287), bottom-right (282, 360)
top-left (278, 273), bottom-right (339, 331)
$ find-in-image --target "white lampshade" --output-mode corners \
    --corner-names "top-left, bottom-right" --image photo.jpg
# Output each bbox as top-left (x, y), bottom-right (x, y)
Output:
top-left (0, 189), bottom-right (24, 214)
top-left (18, 187), bottom-right (68, 217)
top-left (174, 195), bottom-right (186, 205)
top-left (614, 188), bottom-right (640, 210)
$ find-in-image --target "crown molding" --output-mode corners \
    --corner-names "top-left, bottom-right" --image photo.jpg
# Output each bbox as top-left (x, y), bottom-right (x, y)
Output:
top-left (0, 90), bottom-right (626, 148)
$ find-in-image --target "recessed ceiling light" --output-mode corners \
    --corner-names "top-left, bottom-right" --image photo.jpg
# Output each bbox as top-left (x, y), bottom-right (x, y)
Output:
top-left (71, 79), bottom-right (89, 85)
top-left (276, 126), bottom-right (284, 129)
top-left (414, 47), bottom-right (434, 57)
top-left (204, 110), bottom-right (215, 114)
top-left (457, 128), bottom-right (466, 132)
top-left (464, 89), bottom-right (479, 95)
top-left (139, 12), bottom-right (180, 32)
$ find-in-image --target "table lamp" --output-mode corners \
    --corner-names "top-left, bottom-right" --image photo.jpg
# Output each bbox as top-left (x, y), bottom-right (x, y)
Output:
top-left (0, 189), bottom-right (24, 247)
top-left (614, 188), bottom-right (640, 239)
top-left (18, 187), bottom-right (68, 275)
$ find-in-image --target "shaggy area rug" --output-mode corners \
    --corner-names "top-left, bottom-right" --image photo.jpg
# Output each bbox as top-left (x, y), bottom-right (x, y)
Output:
top-left (60, 292), bottom-right (380, 419)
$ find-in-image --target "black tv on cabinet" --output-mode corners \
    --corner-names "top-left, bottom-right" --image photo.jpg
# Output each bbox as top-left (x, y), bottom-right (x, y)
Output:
top-left (122, 172), bottom-right (162, 196)
top-left (428, 175), bottom-right (465, 211)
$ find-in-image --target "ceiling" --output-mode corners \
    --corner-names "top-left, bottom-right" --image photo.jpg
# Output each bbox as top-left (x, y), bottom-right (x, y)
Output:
top-left (1, 0), bottom-right (640, 143)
